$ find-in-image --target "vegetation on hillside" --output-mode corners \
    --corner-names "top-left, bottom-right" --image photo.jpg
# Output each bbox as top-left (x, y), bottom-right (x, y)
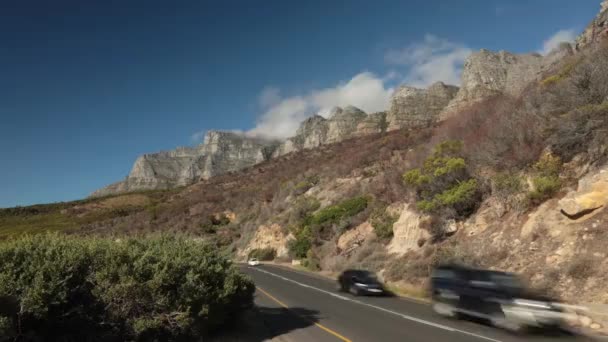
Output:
top-left (0, 234), bottom-right (254, 341)
top-left (288, 196), bottom-right (370, 264)
top-left (403, 140), bottom-right (481, 220)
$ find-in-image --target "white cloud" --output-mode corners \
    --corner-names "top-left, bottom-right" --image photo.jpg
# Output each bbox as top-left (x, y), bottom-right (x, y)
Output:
top-left (248, 72), bottom-right (393, 139)
top-left (190, 130), bottom-right (206, 144)
top-left (539, 29), bottom-right (576, 55)
top-left (385, 34), bottom-right (472, 87)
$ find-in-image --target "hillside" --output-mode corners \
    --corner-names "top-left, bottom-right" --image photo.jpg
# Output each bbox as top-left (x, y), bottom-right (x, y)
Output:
top-left (2, 0), bottom-right (608, 334)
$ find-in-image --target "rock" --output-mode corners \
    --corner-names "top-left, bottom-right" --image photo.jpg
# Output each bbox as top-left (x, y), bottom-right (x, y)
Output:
top-left (355, 112), bottom-right (387, 136)
top-left (387, 82), bottom-right (458, 131)
top-left (444, 219), bottom-right (459, 234)
top-left (273, 106), bottom-right (375, 157)
top-left (387, 203), bottom-right (431, 255)
top-left (441, 50), bottom-right (543, 118)
top-left (575, 1), bottom-right (608, 51)
top-left (326, 106), bottom-right (368, 143)
top-left (521, 199), bottom-right (556, 237)
top-left (559, 164), bottom-right (608, 219)
top-left (439, 47), bottom-right (575, 120)
top-left (580, 316), bottom-right (593, 327)
top-left (337, 222), bottom-right (375, 254)
top-left (238, 223), bottom-right (293, 259)
top-left (591, 323), bottom-right (602, 330)
top-left (546, 255), bottom-right (559, 265)
top-left (92, 131), bottom-right (279, 197)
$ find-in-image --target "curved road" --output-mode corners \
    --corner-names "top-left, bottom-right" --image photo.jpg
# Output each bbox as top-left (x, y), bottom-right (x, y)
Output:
top-left (241, 264), bottom-right (596, 342)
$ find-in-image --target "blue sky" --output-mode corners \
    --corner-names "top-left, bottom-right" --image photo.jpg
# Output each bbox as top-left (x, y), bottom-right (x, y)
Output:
top-left (0, 0), bottom-right (602, 208)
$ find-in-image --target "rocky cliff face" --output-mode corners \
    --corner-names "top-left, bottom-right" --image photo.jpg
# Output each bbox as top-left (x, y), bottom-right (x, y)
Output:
top-left (355, 112), bottom-right (387, 136)
top-left (91, 131), bottom-right (277, 197)
top-left (386, 82), bottom-right (458, 131)
top-left (272, 106), bottom-right (386, 157)
top-left (576, 0), bottom-right (608, 50)
top-left (440, 45), bottom-right (575, 118)
top-left (326, 106), bottom-right (368, 143)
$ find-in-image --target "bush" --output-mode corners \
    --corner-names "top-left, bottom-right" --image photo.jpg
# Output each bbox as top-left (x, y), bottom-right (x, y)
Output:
top-left (292, 175), bottom-right (320, 196)
top-left (492, 172), bottom-right (524, 196)
top-left (549, 102), bottom-right (608, 162)
top-left (248, 247), bottom-right (277, 261)
top-left (301, 250), bottom-right (320, 271)
top-left (403, 141), bottom-right (480, 218)
top-left (0, 234), bottom-right (254, 340)
top-left (287, 227), bottom-right (312, 259)
top-left (528, 176), bottom-right (561, 203)
top-left (310, 196), bottom-right (369, 226)
top-left (200, 213), bottom-right (232, 234)
top-left (527, 153), bottom-right (562, 205)
top-left (370, 209), bottom-right (398, 240)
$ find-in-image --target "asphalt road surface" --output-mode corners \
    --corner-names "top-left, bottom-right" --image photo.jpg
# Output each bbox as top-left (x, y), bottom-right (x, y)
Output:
top-left (241, 264), bottom-right (597, 342)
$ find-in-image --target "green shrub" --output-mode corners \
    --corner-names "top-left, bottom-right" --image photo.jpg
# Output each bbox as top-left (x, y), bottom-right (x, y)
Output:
top-left (248, 248), bottom-right (277, 261)
top-left (434, 179), bottom-right (478, 209)
top-left (403, 141), bottom-right (480, 217)
top-left (287, 227), bottom-right (312, 259)
top-left (533, 153), bottom-right (561, 177)
top-left (311, 196), bottom-right (369, 226)
top-left (492, 172), bottom-right (524, 196)
top-left (527, 153), bottom-right (562, 204)
top-left (0, 234), bottom-right (254, 340)
top-left (370, 209), bottom-right (398, 240)
top-left (528, 176), bottom-right (561, 203)
top-left (301, 250), bottom-right (320, 271)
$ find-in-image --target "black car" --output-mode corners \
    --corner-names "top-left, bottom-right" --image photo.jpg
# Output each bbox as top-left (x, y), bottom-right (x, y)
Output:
top-left (430, 264), bottom-right (565, 332)
top-left (337, 269), bottom-right (385, 296)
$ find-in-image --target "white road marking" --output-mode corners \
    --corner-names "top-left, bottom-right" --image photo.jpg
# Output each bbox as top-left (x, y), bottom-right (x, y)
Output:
top-left (250, 266), bottom-right (504, 342)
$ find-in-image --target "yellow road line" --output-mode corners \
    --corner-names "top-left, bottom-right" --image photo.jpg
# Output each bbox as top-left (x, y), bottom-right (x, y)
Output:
top-left (256, 286), bottom-right (353, 342)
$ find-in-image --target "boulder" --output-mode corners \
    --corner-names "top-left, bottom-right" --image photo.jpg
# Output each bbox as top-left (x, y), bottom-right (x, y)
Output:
top-left (559, 167), bottom-right (608, 219)
top-left (337, 222), bottom-right (375, 254)
top-left (387, 203), bottom-right (430, 255)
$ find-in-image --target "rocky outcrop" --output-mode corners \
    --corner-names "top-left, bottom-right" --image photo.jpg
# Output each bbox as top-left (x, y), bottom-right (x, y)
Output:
top-left (355, 112), bottom-right (387, 136)
top-left (238, 223), bottom-right (293, 260)
top-left (91, 131), bottom-right (278, 197)
top-left (440, 46), bottom-right (575, 119)
top-left (337, 222), bottom-right (375, 255)
top-left (273, 106), bottom-right (383, 157)
top-left (387, 203), bottom-right (430, 255)
top-left (559, 166), bottom-right (608, 220)
top-left (440, 50), bottom-right (543, 117)
top-left (326, 106), bottom-right (367, 143)
top-left (575, 0), bottom-right (608, 51)
top-left (387, 82), bottom-right (458, 131)
top-left (272, 115), bottom-right (329, 157)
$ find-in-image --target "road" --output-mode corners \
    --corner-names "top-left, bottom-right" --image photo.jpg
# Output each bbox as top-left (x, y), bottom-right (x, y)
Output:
top-left (241, 264), bottom-right (596, 342)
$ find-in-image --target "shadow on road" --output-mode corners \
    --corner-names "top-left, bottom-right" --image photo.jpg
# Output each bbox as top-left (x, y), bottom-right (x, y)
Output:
top-left (209, 306), bottom-right (321, 342)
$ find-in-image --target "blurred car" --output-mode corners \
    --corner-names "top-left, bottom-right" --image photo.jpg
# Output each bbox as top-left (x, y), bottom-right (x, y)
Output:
top-left (247, 258), bottom-right (260, 266)
top-left (430, 264), bottom-right (565, 332)
top-left (337, 269), bottom-right (385, 296)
